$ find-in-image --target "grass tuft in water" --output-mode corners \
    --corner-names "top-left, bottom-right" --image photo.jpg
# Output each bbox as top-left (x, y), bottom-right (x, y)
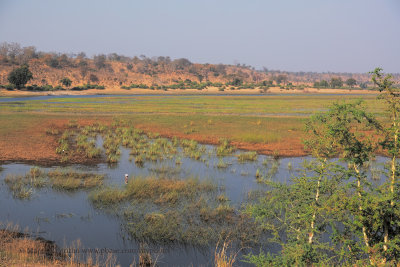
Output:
top-left (48, 170), bottom-right (105, 191)
top-left (237, 151), bottom-right (258, 162)
top-left (89, 186), bottom-right (127, 207)
top-left (217, 159), bottom-right (228, 169)
top-left (5, 168), bottom-right (105, 199)
top-left (216, 138), bottom-right (236, 157)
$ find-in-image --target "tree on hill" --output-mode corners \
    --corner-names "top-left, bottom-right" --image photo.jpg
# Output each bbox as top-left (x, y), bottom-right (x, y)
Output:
top-left (275, 74), bottom-right (288, 85)
top-left (60, 77), bottom-right (72, 88)
top-left (172, 58), bottom-right (192, 70)
top-left (94, 54), bottom-right (107, 69)
top-left (8, 64), bottom-right (33, 89)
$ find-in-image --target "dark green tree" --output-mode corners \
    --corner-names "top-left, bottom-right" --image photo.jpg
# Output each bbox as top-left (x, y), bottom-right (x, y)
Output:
top-left (319, 80), bottom-right (329, 88)
top-left (275, 74), bottom-right (288, 85)
top-left (60, 77), bottom-right (72, 88)
top-left (346, 78), bottom-right (357, 88)
top-left (330, 77), bottom-right (343, 88)
top-left (7, 64), bottom-right (33, 89)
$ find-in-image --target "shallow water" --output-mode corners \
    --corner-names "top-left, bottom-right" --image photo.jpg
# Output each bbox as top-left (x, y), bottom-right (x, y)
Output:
top-left (0, 93), bottom-right (373, 103)
top-left (0, 140), bottom-right (390, 266)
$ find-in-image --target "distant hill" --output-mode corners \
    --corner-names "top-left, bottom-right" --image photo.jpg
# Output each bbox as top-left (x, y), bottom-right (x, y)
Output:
top-left (1, 42), bottom-right (399, 90)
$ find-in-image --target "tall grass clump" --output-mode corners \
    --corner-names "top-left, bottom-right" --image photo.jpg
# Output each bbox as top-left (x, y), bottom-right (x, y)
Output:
top-left (45, 127), bottom-right (60, 135)
top-left (217, 159), bottom-right (228, 169)
top-left (4, 167), bottom-right (47, 199)
top-left (237, 151), bottom-right (258, 162)
top-left (90, 176), bottom-right (216, 207)
top-left (216, 138), bottom-right (236, 157)
top-left (124, 176), bottom-right (215, 204)
top-left (56, 138), bottom-right (69, 155)
top-left (267, 159), bottom-right (280, 179)
top-left (0, 223), bottom-right (118, 266)
top-left (48, 169), bottom-right (105, 191)
top-left (89, 186), bottom-right (127, 208)
top-left (4, 168), bottom-right (105, 199)
top-left (214, 238), bottom-right (241, 267)
top-left (4, 175), bottom-right (34, 199)
top-left (76, 134), bottom-right (102, 158)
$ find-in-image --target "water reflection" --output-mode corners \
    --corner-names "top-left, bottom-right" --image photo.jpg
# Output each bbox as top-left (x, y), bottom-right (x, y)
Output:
top-left (0, 141), bottom-right (390, 266)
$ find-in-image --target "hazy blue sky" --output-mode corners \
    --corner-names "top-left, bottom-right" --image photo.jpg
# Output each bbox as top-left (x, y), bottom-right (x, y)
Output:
top-left (0, 0), bottom-right (399, 73)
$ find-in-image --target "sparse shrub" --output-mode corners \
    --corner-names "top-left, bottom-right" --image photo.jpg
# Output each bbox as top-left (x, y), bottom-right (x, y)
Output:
top-left (89, 74), bottom-right (99, 83)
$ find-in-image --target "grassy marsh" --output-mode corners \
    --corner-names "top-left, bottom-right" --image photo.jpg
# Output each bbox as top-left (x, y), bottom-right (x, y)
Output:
top-left (89, 174), bottom-right (261, 247)
top-left (0, 94), bottom-right (384, 163)
top-left (4, 167), bottom-right (105, 199)
top-left (90, 175), bottom-right (215, 207)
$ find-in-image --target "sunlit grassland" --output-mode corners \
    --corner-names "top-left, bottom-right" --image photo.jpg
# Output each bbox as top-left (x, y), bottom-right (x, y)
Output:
top-left (0, 112), bottom-right (110, 142)
top-left (0, 94), bottom-right (384, 152)
top-left (126, 113), bottom-right (306, 144)
top-left (0, 95), bottom-right (384, 115)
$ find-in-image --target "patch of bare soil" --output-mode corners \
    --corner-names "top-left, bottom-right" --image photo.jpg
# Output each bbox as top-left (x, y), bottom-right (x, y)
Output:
top-left (0, 118), bottom-right (110, 166)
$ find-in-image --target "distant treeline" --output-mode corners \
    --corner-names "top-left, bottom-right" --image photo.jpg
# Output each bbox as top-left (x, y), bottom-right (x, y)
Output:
top-left (1, 42), bottom-right (399, 89)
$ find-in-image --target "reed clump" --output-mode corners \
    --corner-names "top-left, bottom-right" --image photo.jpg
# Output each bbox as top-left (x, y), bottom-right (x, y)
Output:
top-left (126, 176), bottom-right (214, 203)
top-left (5, 167), bottom-right (105, 199)
top-left (216, 138), bottom-right (236, 157)
top-left (214, 237), bottom-right (241, 267)
top-left (89, 186), bottom-right (127, 207)
top-left (217, 158), bottom-right (228, 169)
top-left (90, 176), bottom-right (215, 207)
top-left (46, 127), bottom-right (60, 135)
top-left (48, 169), bottom-right (105, 191)
top-left (76, 134), bottom-right (102, 158)
top-left (5, 167), bottom-right (47, 199)
top-left (237, 151), bottom-right (258, 162)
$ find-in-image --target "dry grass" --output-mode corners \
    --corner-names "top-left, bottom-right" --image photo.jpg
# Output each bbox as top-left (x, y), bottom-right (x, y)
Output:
top-left (214, 236), bottom-right (242, 267)
top-left (0, 223), bottom-right (118, 267)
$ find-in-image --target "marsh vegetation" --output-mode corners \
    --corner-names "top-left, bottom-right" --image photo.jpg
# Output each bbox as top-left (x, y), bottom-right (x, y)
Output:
top-left (244, 69), bottom-right (400, 266)
top-left (5, 167), bottom-right (105, 199)
top-left (1, 69), bottom-right (400, 266)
